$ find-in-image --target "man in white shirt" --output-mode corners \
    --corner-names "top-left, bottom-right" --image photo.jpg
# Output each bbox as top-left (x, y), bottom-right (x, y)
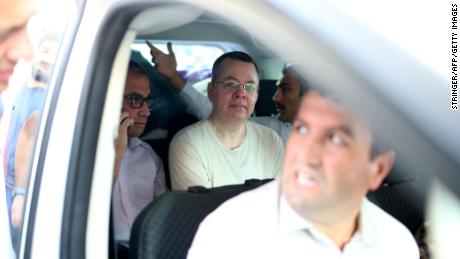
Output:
top-left (149, 44), bottom-right (283, 190)
top-left (148, 42), bottom-right (306, 144)
top-left (187, 90), bottom-right (419, 259)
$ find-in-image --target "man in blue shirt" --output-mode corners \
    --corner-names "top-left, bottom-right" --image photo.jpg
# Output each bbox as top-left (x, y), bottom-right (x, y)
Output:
top-left (0, 0), bottom-right (35, 256)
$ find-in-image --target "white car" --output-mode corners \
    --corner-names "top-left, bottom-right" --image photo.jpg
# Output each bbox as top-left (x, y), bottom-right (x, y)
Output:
top-left (3, 0), bottom-right (457, 258)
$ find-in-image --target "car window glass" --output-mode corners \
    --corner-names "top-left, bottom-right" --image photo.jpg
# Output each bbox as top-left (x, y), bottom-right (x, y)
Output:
top-left (0, 0), bottom-right (77, 256)
top-left (132, 41), bottom-right (224, 96)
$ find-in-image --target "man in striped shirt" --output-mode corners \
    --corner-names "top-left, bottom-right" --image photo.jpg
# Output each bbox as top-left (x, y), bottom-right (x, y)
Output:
top-left (112, 61), bottom-right (167, 244)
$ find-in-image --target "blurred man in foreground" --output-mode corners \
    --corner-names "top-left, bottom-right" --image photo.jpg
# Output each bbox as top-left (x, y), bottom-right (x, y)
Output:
top-left (0, 0), bottom-right (34, 91)
top-left (187, 90), bottom-right (419, 258)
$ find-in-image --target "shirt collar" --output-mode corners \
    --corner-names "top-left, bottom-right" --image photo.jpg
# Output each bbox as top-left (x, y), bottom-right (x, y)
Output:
top-left (350, 198), bottom-right (378, 246)
top-left (275, 114), bottom-right (293, 127)
top-left (278, 192), bottom-right (316, 235)
top-left (128, 137), bottom-right (142, 150)
top-left (278, 193), bottom-right (378, 246)
top-left (278, 193), bottom-right (337, 248)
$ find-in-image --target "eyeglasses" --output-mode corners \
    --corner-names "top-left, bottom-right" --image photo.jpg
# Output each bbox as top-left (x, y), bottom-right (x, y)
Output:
top-left (124, 93), bottom-right (150, 109)
top-left (213, 82), bottom-right (258, 92)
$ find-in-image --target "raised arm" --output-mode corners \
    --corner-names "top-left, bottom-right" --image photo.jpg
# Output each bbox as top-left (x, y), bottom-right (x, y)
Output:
top-left (146, 41), bottom-right (212, 119)
top-left (146, 41), bottom-right (186, 92)
top-left (178, 83), bottom-right (212, 119)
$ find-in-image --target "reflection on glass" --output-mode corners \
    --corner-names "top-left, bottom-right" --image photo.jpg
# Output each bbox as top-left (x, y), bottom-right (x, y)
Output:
top-left (0, 0), bottom-right (76, 256)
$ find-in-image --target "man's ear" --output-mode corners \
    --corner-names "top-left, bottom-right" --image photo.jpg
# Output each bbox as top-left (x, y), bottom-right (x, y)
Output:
top-left (369, 150), bottom-right (396, 191)
top-left (207, 82), bottom-right (214, 102)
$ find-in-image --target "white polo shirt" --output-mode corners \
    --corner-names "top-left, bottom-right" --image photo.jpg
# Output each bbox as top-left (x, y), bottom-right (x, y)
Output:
top-left (187, 180), bottom-right (419, 259)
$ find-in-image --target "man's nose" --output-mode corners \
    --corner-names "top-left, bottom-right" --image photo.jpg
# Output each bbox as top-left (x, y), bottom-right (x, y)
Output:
top-left (272, 88), bottom-right (282, 103)
top-left (6, 27), bottom-right (34, 63)
top-left (139, 102), bottom-right (150, 117)
top-left (233, 87), bottom-right (247, 99)
top-left (294, 135), bottom-right (322, 166)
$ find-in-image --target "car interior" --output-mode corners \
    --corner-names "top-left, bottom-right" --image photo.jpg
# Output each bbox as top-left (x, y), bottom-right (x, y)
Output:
top-left (36, 2), bottom-right (456, 259)
top-left (87, 4), bottom-right (431, 259)
top-left (8, 1), bottom-right (457, 258)
top-left (129, 179), bottom-right (273, 259)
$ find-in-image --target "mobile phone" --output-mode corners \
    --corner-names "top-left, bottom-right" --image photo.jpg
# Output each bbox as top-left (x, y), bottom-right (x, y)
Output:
top-left (120, 109), bottom-right (130, 128)
top-left (120, 117), bottom-right (128, 126)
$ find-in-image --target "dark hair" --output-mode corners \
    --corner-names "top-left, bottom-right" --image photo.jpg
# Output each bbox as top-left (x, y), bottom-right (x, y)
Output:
top-left (211, 51), bottom-right (260, 83)
top-left (128, 61), bottom-right (149, 79)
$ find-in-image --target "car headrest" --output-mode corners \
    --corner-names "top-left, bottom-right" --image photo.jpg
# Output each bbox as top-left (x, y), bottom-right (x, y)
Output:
top-left (254, 79), bottom-right (277, 117)
top-left (129, 179), bottom-right (273, 259)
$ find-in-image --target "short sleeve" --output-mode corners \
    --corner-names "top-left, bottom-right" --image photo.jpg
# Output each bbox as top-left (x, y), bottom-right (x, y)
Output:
top-left (169, 131), bottom-right (211, 190)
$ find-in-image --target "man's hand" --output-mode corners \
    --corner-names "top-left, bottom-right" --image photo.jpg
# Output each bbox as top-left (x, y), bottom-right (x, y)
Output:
top-left (147, 41), bottom-right (178, 79)
top-left (113, 111), bottom-right (133, 182)
top-left (115, 112), bottom-right (133, 151)
top-left (11, 194), bottom-right (25, 229)
top-left (146, 41), bottom-right (186, 92)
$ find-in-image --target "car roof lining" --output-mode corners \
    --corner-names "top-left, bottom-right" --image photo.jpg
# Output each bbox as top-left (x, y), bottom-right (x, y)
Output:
top-left (129, 3), bottom-right (203, 35)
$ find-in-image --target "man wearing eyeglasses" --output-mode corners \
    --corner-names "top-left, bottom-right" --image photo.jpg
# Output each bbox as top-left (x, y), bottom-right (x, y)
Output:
top-left (148, 42), bottom-right (306, 144)
top-left (149, 47), bottom-right (284, 190)
top-left (112, 61), bottom-right (166, 245)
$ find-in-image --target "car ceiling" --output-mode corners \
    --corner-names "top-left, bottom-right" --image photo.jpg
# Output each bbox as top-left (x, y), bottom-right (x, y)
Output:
top-left (135, 12), bottom-right (278, 60)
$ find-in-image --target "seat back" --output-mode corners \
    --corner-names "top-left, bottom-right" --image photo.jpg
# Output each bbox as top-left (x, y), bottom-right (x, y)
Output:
top-left (129, 179), bottom-right (272, 259)
top-left (254, 79), bottom-right (277, 117)
top-left (367, 178), bottom-right (425, 234)
top-left (144, 112), bottom-right (198, 189)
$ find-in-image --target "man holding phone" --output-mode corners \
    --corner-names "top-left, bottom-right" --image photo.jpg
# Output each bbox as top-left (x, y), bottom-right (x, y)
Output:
top-left (112, 61), bottom-right (166, 244)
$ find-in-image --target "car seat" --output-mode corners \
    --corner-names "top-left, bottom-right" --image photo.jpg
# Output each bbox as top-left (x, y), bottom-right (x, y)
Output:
top-left (129, 179), bottom-right (273, 259)
top-left (254, 79), bottom-right (277, 117)
top-left (367, 177), bottom-right (425, 234)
